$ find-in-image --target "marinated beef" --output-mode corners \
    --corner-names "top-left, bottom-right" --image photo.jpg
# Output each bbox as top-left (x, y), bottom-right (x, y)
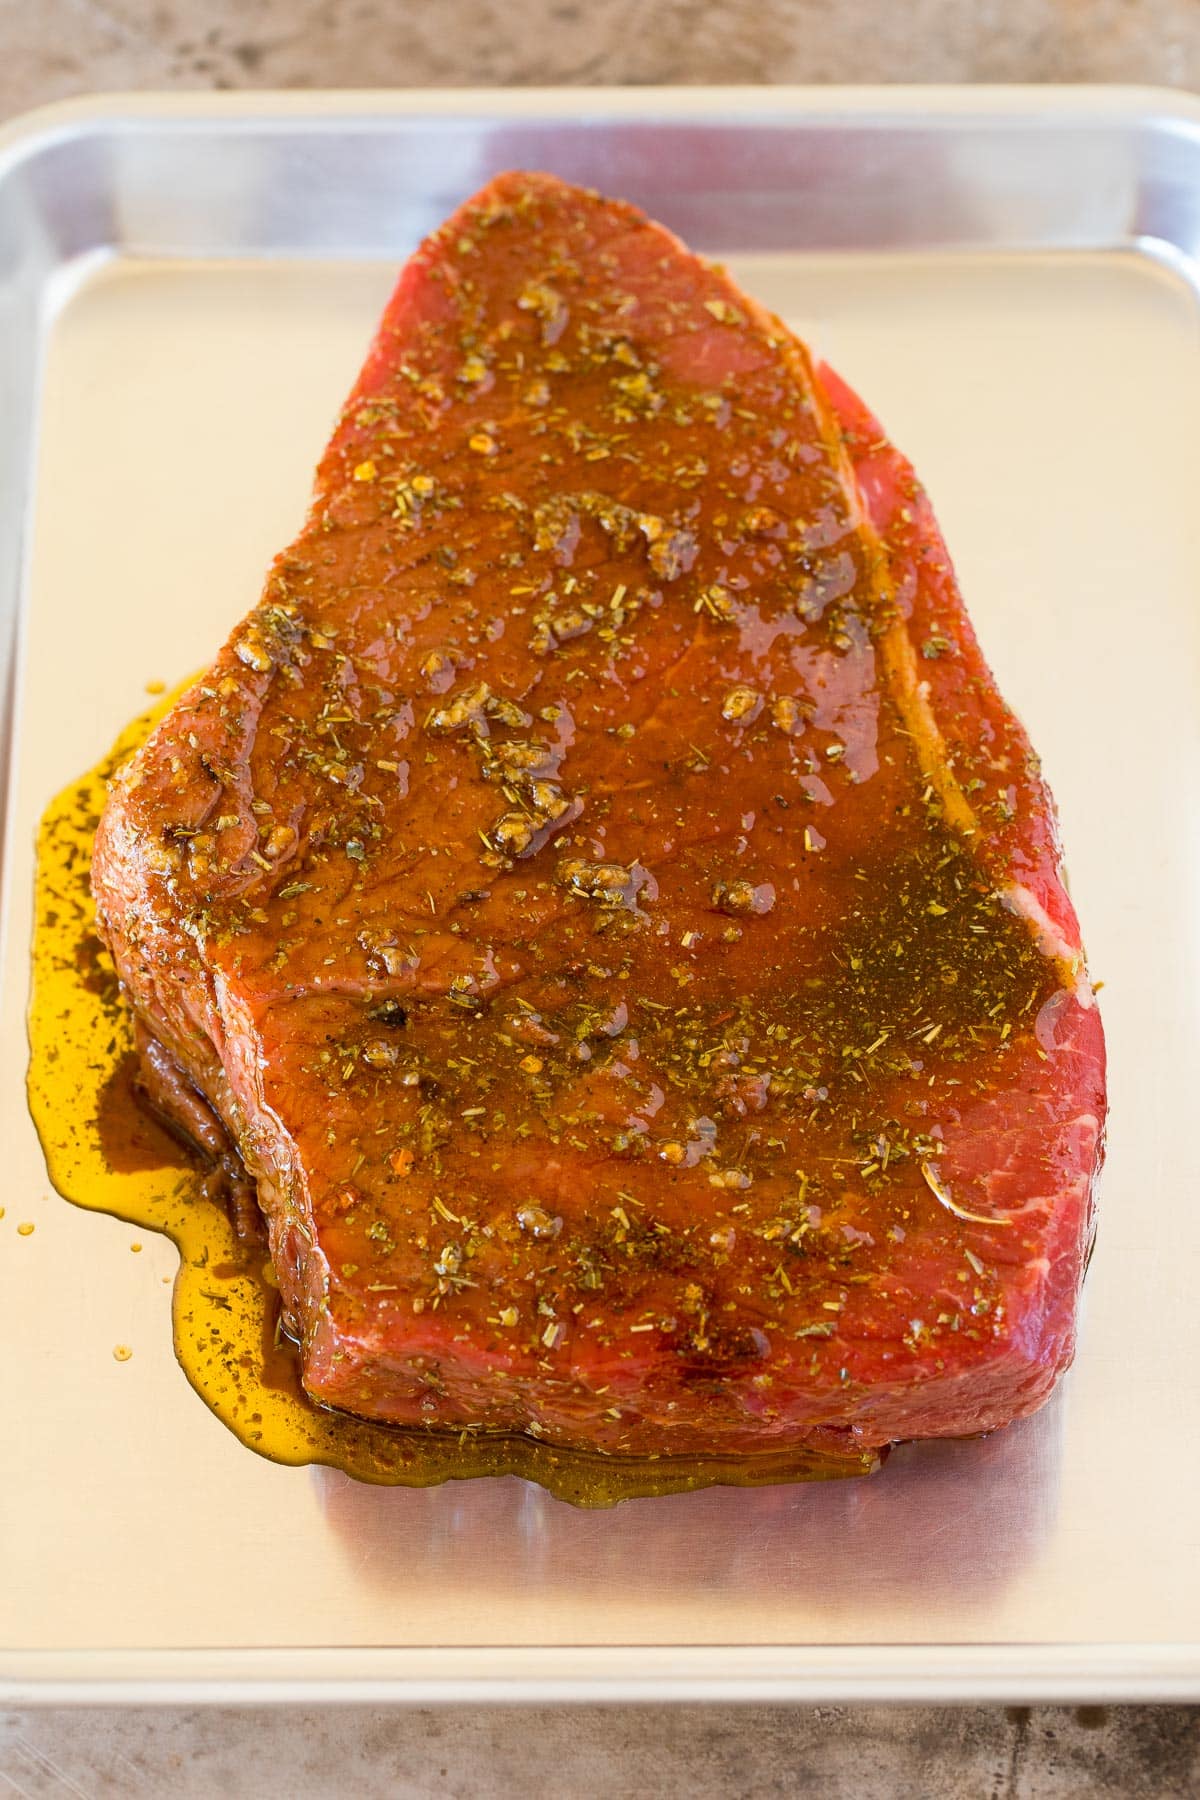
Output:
top-left (92, 172), bottom-right (1106, 1462)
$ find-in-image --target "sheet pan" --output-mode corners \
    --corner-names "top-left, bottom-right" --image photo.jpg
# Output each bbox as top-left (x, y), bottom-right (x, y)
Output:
top-left (2, 87), bottom-right (1199, 1702)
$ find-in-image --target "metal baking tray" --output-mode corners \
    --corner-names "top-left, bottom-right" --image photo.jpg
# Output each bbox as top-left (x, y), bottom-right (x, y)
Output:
top-left (2, 86), bottom-right (1199, 1705)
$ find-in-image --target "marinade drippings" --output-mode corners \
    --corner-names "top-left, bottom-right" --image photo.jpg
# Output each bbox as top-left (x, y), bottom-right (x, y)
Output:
top-left (28, 705), bottom-right (879, 1504)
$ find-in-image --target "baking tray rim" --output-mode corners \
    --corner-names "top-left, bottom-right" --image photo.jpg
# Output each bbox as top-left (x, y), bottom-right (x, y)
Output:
top-left (5, 80), bottom-right (1200, 146)
top-left (3, 83), bottom-right (1199, 1706)
top-left (6, 1643), bottom-right (1200, 1708)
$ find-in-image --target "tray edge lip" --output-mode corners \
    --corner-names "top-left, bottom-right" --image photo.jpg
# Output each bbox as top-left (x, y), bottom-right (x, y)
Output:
top-left (3, 1641), bottom-right (1200, 1707)
top-left (4, 81), bottom-right (1200, 168)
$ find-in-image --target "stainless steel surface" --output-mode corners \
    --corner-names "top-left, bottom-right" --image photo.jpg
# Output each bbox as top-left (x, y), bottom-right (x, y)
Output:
top-left (1, 87), bottom-right (1198, 1703)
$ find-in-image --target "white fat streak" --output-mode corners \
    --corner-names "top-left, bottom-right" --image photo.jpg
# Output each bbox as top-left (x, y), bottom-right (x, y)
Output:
top-left (920, 1160), bottom-right (1012, 1228)
top-left (807, 371), bottom-right (984, 848)
top-left (1001, 883), bottom-right (1092, 1005)
top-left (824, 397), bottom-right (1089, 1000)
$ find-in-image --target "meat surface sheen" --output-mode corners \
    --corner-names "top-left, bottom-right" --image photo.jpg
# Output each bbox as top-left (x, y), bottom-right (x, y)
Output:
top-left (92, 172), bottom-right (1106, 1462)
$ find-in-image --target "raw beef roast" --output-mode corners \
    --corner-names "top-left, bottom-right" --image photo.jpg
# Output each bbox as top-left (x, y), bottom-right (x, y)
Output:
top-left (92, 172), bottom-right (1106, 1463)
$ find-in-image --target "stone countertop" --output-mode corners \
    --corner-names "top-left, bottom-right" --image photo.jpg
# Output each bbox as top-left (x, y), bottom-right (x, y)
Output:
top-left (1, 1701), bottom-right (1197, 1797)
top-left (3, 2), bottom-right (1199, 1794)
top-left (3, 0), bottom-right (1200, 110)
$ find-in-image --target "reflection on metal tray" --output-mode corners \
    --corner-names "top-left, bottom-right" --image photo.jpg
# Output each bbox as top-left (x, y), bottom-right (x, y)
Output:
top-left (2, 87), bottom-right (1199, 1704)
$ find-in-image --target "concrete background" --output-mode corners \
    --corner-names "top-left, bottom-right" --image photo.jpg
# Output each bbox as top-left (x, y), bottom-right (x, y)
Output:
top-left (3, 0), bottom-right (1200, 107)
top-left (1, 1701), bottom-right (1198, 1796)
top-left (2, 0), bottom-right (1198, 1793)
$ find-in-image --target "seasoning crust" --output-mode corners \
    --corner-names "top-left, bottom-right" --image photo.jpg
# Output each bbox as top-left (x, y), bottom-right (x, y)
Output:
top-left (91, 172), bottom-right (1107, 1462)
